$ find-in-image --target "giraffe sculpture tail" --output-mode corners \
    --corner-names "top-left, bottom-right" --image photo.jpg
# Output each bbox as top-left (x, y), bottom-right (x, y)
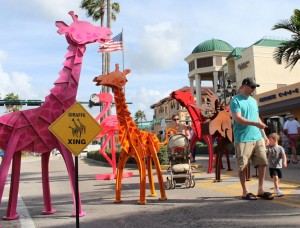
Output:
top-left (158, 128), bottom-right (178, 147)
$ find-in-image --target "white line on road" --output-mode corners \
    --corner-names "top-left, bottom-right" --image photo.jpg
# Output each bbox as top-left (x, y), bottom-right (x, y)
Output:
top-left (2, 195), bottom-right (36, 227)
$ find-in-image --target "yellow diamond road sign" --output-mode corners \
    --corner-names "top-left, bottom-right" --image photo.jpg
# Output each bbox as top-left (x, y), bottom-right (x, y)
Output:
top-left (49, 102), bottom-right (102, 156)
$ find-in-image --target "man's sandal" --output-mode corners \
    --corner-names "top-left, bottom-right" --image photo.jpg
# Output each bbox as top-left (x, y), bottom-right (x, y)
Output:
top-left (242, 193), bottom-right (258, 200)
top-left (257, 192), bottom-right (274, 200)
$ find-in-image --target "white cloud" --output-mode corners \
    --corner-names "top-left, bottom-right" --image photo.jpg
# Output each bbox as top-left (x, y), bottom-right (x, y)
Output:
top-left (0, 57), bottom-right (36, 100)
top-left (10, 72), bottom-right (37, 99)
top-left (4, 0), bottom-right (82, 21)
top-left (0, 50), bottom-right (7, 62)
top-left (128, 22), bottom-right (183, 73)
top-left (126, 87), bottom-right (171, 120)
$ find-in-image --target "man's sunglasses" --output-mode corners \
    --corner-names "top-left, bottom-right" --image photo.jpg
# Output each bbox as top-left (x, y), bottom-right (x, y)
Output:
top-left (173, 118), bottom-right (179, 121)
top-left (248, 85), bottom-right (256, 89)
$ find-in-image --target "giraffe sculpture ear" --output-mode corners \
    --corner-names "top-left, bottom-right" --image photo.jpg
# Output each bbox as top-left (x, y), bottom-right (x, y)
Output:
top-left (56, 21), bottom-right (69, 35)
top-left (124, 69), bottom-right (131, 75)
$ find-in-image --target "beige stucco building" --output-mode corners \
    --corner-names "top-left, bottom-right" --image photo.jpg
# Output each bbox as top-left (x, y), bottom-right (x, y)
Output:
top-left (150, 37), bottom-right (300, 135)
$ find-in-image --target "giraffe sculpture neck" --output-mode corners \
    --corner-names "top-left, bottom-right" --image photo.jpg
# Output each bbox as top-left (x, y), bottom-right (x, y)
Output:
top-left (185, 103), bottom-right (204, 136)
top-left (113, 87), bottom-right (139, 151)
top-left (42, 44), bottom-right (86, 114)
top-left (113, 87), bottom-right (135, 126)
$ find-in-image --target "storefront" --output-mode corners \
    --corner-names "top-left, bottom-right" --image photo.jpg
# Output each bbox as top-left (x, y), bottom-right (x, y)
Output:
top-left (254, 82), bottom-right (300, 134)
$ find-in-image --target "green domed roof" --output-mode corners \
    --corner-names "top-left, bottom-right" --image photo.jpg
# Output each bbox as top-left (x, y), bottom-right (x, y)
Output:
top-left (192, 39), bottom-right (234, 54)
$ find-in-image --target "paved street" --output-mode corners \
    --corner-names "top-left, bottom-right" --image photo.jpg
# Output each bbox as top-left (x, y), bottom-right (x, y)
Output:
top-left (1, 153), bottom-right (300, 228)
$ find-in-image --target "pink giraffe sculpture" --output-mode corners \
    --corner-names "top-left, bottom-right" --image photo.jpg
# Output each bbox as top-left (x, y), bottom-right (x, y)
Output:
top-left (91, 93), bottom-right (133, 180)
top-left (0, 11), bottom-right (111, 220)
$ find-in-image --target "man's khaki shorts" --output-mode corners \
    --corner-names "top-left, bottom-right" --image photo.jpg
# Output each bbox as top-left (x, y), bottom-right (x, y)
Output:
top-left (235, 139), bottom-right (268, 171)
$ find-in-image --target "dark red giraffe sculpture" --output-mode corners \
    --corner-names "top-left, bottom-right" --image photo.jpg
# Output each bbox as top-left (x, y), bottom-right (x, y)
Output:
top-left (170, 90), bottom-right (232, 178)
top-left (0, 11), bottom-right (111, 220)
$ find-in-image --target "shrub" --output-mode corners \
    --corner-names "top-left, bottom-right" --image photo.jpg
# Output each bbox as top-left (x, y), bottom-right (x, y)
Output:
top-left (157, 145), bottom-right (168, 165)
top-left (87, 145), bottom-right (169, 165)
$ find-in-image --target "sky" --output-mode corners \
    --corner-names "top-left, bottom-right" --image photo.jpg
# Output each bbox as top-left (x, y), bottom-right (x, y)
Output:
top-left (0, 0), bottom-right (299, 120)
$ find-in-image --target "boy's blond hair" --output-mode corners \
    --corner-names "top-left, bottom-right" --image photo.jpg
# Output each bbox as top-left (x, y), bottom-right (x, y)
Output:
top-left (268, 133), bottom-right (280, 142)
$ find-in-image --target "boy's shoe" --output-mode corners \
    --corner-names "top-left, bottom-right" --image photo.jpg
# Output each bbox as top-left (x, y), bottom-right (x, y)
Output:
top-left (275, 189), bottom-right (284, 197)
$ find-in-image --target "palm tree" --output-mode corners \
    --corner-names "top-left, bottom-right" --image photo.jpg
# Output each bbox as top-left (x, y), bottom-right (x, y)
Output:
top-left (135, 110), bottom-right (147, 129)
top-left (272, 9), bottom-right (300, 70)
top-left (80, 0), bottom-right (120, 118)
top-left (3, 92), bottom-right (22, 113)
top-left (80, 0), bottom-right (120, 80)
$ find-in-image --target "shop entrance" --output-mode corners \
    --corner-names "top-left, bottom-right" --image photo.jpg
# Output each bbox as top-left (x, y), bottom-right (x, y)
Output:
top-left (264, 116), bottom-right (284, 135)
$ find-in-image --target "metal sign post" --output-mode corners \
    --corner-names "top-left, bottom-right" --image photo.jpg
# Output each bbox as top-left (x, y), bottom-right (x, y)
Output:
top-left (49, 102), bottom-right (102, 228)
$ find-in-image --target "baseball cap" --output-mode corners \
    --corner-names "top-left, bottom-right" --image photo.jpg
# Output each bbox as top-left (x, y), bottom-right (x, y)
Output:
top-left (242, 77), bottom-right (260, 87)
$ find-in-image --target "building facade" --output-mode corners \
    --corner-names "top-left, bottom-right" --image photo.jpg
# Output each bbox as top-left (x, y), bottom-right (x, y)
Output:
top-left (150, 37), bottom-right (300, 135)
top-left (150, 86), bottom-right (212, 134)
top-left (254, 82), bottom-right (300, 134)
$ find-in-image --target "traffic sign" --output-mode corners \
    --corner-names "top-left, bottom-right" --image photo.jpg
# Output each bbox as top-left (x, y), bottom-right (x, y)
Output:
top-left (49, 102), bottom-right (102, 156)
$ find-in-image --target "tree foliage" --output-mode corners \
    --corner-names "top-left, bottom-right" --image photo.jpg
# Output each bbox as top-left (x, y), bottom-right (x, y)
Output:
top-left (3, 92), bottom-right (22, 113)
top-left (80, 0), bottom-right (120, 25)
top-left (272, 9), bottom-right (300, 70)
top-left (134, 110), bottom-right (147, 127)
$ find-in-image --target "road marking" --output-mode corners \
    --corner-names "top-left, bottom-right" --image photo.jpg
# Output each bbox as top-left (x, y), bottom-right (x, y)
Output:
top-left (2, 196), bottom-right (35, 227)
top-left (193, 170), bottom-right (300, 208)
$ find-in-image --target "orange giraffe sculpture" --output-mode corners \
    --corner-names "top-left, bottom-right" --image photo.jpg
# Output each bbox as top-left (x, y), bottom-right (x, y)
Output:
top-left (93, 64), bottom-right (175, 204)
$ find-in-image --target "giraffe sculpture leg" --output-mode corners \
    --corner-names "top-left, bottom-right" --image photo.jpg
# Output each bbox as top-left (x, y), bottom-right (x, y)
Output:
top-left (214, 140), bottom-right (224, 182)
top-left (41, 152), bottom-right (56, 215)
top-left (114, 150), bottom-right (129, 203)
top-left (115, 150), bottom-right (147, 204)
top-left (136, 154), bottom-right (147, 205)
top-left (4, 151), bottom-right (22, 220)
top-left (225, 146), bottom-right (233, 171)
top-left (214, 137), bottom-right (230, 182)
top-left (0, 136), bottom-right (21, 220)
top-left (146, 156), bottom-right (157, 197)
top-left (149, 149), bottom-right (167, 201)
top-left (203, 134), bottom-right (214, 173)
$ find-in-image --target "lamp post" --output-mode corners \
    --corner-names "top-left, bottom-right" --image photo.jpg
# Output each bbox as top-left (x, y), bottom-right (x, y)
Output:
top-left (216, 73), bottom-right (237, 105)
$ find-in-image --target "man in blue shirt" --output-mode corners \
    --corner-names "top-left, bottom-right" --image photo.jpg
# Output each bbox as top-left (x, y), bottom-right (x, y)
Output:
top-left (230, 77), bottom-right (273, 200)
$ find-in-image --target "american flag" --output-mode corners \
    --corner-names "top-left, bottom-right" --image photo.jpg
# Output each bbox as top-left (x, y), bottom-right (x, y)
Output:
top-left (99, 32), bottom-right (123, 52)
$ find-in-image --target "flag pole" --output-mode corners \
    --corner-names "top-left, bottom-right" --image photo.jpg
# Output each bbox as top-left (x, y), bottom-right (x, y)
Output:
top-left (122, 28), bottom-right (126, 94)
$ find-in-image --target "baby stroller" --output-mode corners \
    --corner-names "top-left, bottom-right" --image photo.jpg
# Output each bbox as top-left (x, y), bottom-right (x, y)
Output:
top-left (165, 134), bottom-right (195, 189)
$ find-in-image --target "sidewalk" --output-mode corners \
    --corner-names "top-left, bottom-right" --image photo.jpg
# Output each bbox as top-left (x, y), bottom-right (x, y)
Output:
top-left (1, 154), bottom-right (300, 227)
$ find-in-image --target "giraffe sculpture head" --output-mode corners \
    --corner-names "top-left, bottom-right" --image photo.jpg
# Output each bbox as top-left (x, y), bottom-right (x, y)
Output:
top-left (56, 11), bottom-right (112, 45)
top-left (93, 64), bottom-right (131, 88)
top-left (171, 90), bottom-right (194, 107)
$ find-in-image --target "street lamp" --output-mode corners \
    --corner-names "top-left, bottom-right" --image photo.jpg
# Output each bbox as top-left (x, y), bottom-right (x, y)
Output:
top-left (216, 73), bottom-right (237, 105)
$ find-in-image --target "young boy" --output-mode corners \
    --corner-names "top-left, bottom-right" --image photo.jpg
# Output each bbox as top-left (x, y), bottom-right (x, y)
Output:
top-left (266, 133), bottom-right (287, 197)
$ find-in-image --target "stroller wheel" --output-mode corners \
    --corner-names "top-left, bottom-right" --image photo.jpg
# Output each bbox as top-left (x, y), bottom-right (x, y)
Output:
top-left (190, 175), bottom-right (196, 188)
top-left (165, 178), bottom-right (171, 190)
top-left (171, 180), bottom-right (176, 189)
top-left (185, 178), bottom-right (191, 188)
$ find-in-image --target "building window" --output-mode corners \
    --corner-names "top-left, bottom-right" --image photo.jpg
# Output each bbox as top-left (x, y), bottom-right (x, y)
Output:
top-left (197, 57), bottom-right (213, 68)
top-left (159, 107), bottom-right (163, 114)
top-left (171, 101), bottom-right (176, 109)
top-left (189, 61), bottom-right (195, 72)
